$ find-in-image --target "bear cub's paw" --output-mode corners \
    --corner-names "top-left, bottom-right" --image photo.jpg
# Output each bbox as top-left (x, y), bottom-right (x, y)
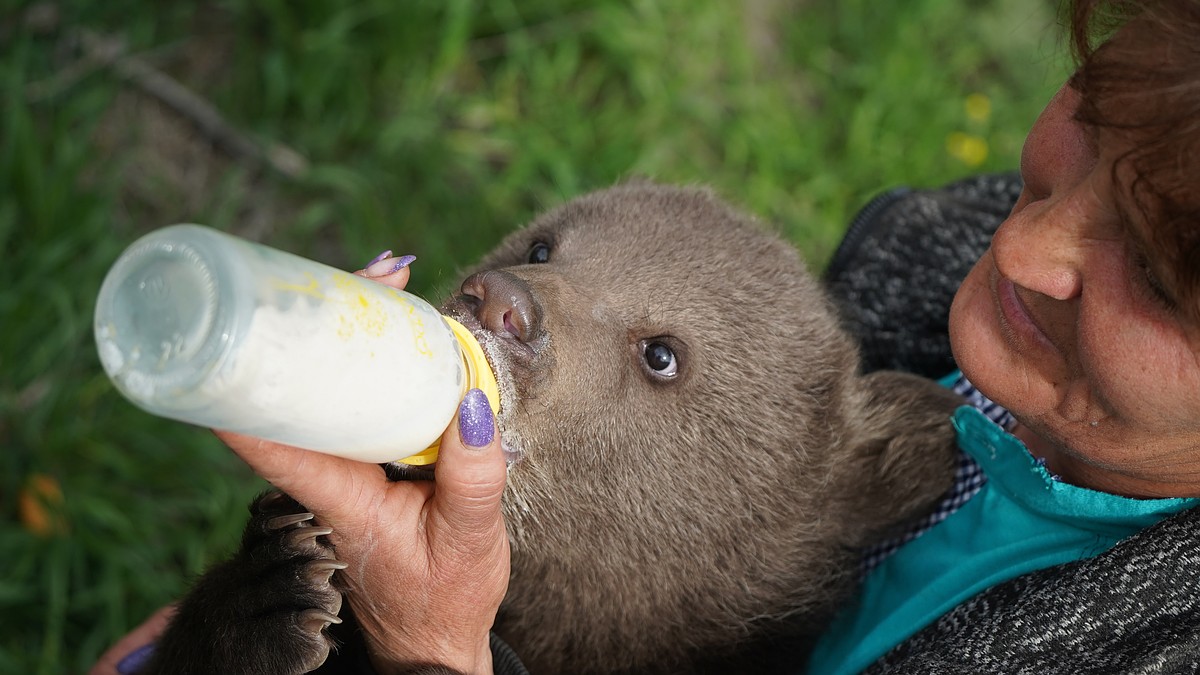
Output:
top-left (237, 489), bottom-right (347, 672)
top-left (141, 490), bottom-right (348, 675)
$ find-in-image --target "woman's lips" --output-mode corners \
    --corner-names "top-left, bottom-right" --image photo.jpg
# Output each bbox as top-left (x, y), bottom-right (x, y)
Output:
top-left (995, 274), bottom-right (1057, 354)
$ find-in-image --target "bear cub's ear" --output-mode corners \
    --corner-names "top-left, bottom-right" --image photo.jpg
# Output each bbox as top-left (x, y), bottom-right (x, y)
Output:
top-left (835, 371), bottom-right (963, 547)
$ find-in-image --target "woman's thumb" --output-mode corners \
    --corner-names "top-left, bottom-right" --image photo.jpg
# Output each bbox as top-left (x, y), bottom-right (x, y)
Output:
top-left (431, 389), bottom-right (508, 536)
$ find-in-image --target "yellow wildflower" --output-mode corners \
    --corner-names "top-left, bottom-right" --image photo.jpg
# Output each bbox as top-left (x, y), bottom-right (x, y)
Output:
top-left (946, 132), bottom-right (989, 167)
top-left (965, 93), bottom-right (992, 124)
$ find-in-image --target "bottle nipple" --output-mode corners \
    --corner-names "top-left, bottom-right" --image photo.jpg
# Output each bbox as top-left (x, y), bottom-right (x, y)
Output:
top-left (394, 317), bottom-right (500, 465)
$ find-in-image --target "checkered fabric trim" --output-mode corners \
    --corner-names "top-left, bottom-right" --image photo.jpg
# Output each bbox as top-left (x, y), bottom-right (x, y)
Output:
top-left (949, 375), bottom-right (1014, 432)
top-left (858, 374), bottom-right (1013, 577)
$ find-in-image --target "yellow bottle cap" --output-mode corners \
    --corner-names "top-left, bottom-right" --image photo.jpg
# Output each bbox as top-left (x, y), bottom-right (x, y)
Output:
top-left (395, 316), bottom-right (500, 466)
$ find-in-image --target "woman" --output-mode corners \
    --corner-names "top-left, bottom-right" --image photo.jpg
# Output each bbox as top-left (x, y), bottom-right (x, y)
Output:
top-left (810, 1), bottom-right (1200, 670)
top-left (96, 0), bottom-right (1200, 672)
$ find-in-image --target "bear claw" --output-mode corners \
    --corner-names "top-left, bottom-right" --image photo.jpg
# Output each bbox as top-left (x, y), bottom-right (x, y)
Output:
top-left (299, 608), bottom-right (343, 633)
top-left (306, 559), bottom-right (349, 585)
top-left (267, 512), bottom-right (316, 530)
top-left (285, 525), bottom-right (334, 548)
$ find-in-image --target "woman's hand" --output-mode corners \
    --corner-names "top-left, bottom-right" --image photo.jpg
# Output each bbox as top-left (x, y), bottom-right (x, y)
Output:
top-left (215, 254), bottom-right (511, 673)
top-left (92, 253), bottom-right (511, 674)
top-left (217, 387), bottom-right (510, 674)
top-left (89, 605), bottom-right (176, 675)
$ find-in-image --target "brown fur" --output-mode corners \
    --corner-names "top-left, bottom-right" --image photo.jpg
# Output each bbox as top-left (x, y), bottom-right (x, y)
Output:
top-left (436, 182), bottom-right (961, 673)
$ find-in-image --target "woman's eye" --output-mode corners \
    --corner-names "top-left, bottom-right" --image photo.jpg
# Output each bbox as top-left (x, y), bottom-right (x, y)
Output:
top-left (1133, 250), bottom-right (1178, 312)
top-left (527, 242), bottom-right (551, 264)
top-left (642, 341), bottom-right (678, 378)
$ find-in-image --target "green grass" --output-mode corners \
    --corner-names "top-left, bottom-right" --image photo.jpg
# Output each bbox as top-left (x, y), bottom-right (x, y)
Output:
top-left (2, 0), bottom-right (1069, 671)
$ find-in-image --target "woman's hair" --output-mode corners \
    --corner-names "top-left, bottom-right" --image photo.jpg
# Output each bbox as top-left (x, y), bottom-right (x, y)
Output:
top-left (1068, 0), bottom-right (1200, 321)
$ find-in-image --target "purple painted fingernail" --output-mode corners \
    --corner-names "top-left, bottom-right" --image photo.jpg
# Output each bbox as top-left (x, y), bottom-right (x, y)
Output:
top-left (117, 643), bottom-right (156, 674)
top-left (364, 254), bottom-right (416, 277)
top-left (459, 388), bottom-right (494, 448)
top-left (366, 249), bottom-right (392, 268)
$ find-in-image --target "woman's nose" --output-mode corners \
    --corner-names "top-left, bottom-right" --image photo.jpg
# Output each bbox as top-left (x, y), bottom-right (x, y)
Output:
top-left (996, 81), bottom-right (1103, 303)
top-left (990, 194), bottom-right (1086, 302)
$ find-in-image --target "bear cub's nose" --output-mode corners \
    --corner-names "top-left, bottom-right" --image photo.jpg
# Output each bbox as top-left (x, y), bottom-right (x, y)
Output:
top-left (459, 270), bottom-right (543, 343)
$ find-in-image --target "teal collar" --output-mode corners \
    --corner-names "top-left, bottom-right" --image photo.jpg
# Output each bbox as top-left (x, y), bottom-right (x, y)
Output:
top-left (808, 405), bottom-right (1197, 675)
top-left (955, 405), bottom-right (1196, 533)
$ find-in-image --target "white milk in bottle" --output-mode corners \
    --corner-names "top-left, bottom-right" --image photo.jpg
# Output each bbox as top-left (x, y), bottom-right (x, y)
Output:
top-left (93, 224), bottom-right (498, 465)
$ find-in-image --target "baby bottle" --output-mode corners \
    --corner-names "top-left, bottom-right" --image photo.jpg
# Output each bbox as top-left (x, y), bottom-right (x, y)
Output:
top-left (93, 224), bottom-right (499, 465)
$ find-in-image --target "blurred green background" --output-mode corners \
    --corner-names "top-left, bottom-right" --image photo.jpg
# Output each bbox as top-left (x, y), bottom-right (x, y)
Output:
top-left (2, 0), bottom-right (1069, 671)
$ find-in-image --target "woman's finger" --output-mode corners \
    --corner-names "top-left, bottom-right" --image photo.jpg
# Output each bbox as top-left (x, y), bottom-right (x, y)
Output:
top-left (212, 430), bottom-right (389, 525)
top-left (355, 252), bottom-right (415, 290)
top-left (88, 604), bottom-right (176, 675)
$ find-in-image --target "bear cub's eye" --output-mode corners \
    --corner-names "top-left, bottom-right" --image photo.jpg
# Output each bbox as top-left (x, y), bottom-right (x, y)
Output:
top-left (642, 341), bottom-right (678, 378)
top-left (527, 242), bottom-right (551, 264)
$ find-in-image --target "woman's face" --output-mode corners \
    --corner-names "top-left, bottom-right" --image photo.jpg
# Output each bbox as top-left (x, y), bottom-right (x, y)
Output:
top-left (949, 81), bottom-right (1200, 498)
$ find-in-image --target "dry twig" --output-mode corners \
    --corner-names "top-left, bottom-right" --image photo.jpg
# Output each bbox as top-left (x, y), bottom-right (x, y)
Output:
top-left (30, 27), bottom-right (309, 179)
